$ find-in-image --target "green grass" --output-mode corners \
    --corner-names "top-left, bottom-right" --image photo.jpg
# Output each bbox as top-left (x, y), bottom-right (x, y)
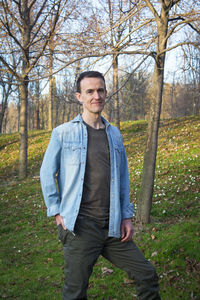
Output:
top-left (0, 115), bottom-right (199, 299)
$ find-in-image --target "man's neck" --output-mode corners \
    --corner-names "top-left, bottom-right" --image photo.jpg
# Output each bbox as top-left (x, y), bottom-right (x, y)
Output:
top-left (82, 112), bottom-right (105, 129)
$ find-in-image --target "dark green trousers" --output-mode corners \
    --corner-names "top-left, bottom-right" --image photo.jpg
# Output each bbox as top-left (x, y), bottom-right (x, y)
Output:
top-left (57, 216), bottom-right (160, 300)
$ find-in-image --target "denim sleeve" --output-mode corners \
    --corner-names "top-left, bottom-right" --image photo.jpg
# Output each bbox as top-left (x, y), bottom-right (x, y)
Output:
top-left (40, 129), bottom-right (61, 217)
top-left (120, 137), bottom-right (134, 219)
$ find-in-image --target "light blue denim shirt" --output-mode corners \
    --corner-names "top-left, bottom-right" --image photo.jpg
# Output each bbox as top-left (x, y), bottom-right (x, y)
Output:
top-left (40, 114), bottom-right (134, 238)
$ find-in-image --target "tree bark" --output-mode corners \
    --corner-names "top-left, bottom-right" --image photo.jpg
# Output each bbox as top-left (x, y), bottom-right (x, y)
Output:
top-left (18, 0), bottom-right (30, 178)
top-left (113, 54), bottom-right (120, 129)
top-left (137, 56), bottom-right (165, 223)
top-left (48, 47), bottom-right (54, 130)
top-left (0, 98), bottom-right (8, 134)
top-left (0, 74), bottom-right (13, 133)
top-left (19, 78), bottom-right (28, 178)
top-left (36, 79), bottom-right (40, 130)
top-left (136, 1), bottom-right (169, 223)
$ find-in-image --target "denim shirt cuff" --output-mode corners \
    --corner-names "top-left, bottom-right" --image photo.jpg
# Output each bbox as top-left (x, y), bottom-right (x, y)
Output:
top-left (122, 203), bottom-right (134, 219)
top-left (47, 204), bottom-right (60, 217)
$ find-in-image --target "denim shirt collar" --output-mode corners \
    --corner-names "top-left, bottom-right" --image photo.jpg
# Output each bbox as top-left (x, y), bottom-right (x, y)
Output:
top-left (71, 114), bottom-right (110, 129)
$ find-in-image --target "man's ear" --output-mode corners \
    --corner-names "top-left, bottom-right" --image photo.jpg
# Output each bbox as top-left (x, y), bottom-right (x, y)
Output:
top-left (75, 92), bottom-right (82, 103)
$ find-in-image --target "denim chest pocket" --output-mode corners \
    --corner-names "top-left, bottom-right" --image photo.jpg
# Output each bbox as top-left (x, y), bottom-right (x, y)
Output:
top-left (63, 142), bottom-right (81, 165)
top-left (114, 142), bottom-right (123, 165)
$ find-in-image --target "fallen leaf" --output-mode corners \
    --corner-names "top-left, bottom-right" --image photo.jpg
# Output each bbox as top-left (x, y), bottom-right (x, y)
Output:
top-left (124, 278), bottom-right (135, 284)
top-left (47, 258), bottom-right (53, 262)
top-left (101, 267), bottom-right (113, 276)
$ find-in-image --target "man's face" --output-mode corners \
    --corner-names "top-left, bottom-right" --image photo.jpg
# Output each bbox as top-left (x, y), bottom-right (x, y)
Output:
top-left (76, 77), bottom-right (107, 115)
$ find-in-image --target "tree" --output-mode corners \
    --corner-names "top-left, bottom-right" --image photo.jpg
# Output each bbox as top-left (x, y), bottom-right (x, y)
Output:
top-left (0, 0), bottom-right (68, 178)
top-left (136, 0), bottom-right (200, 223)
top-left (118, 71), bottom-right (149, 120)
top-left (0, 66), bottom-right (15, 133)
top-left (181, 34), bottom-right (200, 115)
top-left (79, 0), bottom-right (147, 128)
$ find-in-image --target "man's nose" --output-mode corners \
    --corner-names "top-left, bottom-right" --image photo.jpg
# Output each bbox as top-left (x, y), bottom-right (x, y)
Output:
top-left (93, 91), bottom-right (100, 99)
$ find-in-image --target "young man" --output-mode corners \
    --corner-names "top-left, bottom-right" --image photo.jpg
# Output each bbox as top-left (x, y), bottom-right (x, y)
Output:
top-left (40, 71), bottom-right (160, 300)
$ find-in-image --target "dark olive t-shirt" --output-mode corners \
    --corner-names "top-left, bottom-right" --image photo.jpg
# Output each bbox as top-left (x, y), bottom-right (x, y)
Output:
top-left (79, 121), bottom-right (110, 220)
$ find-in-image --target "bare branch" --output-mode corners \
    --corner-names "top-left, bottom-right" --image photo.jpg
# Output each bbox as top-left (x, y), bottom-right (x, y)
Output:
top-left (28, 0), bottom-right (37, 11)
top-left (30, 0), bottom-right (48, 30)
top-left (0, 56), bottom-right (19, 79)
top-left (169, 16), bottom-right (200, 34)
top-left (25, 49), bottom-right (153, 82)
top-left (1, 0), bottom-right (22, 31)
top-left (144, 0), bottom-right (160, 21)
top-left (159, 41), bottom-right (200, 55)
top-left (106, 53), bottom-right (151, 102)
top-left (164, 16), bottom-right (200, 45)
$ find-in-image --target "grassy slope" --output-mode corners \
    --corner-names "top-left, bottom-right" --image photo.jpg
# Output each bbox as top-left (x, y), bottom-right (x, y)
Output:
top-left (0, 115), bottom-right (199, 300)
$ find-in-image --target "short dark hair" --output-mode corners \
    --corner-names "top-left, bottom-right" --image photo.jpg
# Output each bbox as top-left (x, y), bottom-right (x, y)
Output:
top-left (76, 71), bottom-right (106, 93)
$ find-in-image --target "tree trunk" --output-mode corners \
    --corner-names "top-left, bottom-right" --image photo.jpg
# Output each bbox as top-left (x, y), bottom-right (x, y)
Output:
top-left (136, 56), bottom-right (165, 223)
top-left (52, 77), bottom-right (57, 127)
top-left (67, 103), bottom-right (71, 122)
top-left (113, 54), bottom-right (120, 129)
top-left (18, 0), bottom-right (30, 178)
top-left (48, 76), bottom-right (53, 130)
top-left (0, 76), bottom-right (13, 133)
top-left (108, 98), bottom-right (114, 123)
top-left (17, 100), bottom-right (20, 132)
top-left (36, 79), bottom-right (40, 130)
top-left (41, 98), bottom-right (45, 129)
top-left (0, 99), bottom-right (7, 134)
top-left (136, 3), bottom-right (169, 224)
top-left (48, 44), bottom-right (54, 130)
top-left (19, 79), bottom-right (28, 178)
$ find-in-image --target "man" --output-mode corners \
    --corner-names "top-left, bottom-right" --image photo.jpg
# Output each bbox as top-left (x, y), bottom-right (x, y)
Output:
top-left (40, 71), bottom-right (160, 300)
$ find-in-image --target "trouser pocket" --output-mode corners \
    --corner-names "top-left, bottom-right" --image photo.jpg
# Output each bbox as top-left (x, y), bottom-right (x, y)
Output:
top-left (57, 224), bottom-right (68, 245)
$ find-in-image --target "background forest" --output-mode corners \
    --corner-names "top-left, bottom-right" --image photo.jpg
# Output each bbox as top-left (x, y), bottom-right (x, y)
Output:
top-left (1, 0), bottom-right (199, 135)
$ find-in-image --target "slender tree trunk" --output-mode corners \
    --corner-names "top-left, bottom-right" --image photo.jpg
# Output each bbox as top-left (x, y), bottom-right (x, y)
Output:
top-left (113, 54), bottom-right (120, 129)
top-left (32, 103), bottom-right (35, 129)
top-left (136, 4), bottom-right (169, 224)
top-left (108, 99), bottom-right (113, 122)
top-left (0, 99), bottom-right (7, 134)
top-left (36, 79), bottom-right (40, 130)
top-left (3, 109), bottom-right (8, 133)
top-left (48, 44), bottom-right (55, 130)
top-left (52, 78), bottom-right (57, 127)
top-left (48, 68), bottom-right (53, 129)
top-left (137, 56), bottom-right (165, 223)
top-left (40, 99), bottom-right (43, 129)
top-left (18, 0), bottom-right (30, 178)
top-left (67, 103), bottom-right (71, 122)
top-left (55, 96), bottom-right (59, 126)
top-left (17, 101), bottom-right (20, 132)
top-left (0, 76), bottom-right (13, 133)
top-left (170, 85), bottom-right (175, 118)
top-left (19, 78), bottom-right (28, 178)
